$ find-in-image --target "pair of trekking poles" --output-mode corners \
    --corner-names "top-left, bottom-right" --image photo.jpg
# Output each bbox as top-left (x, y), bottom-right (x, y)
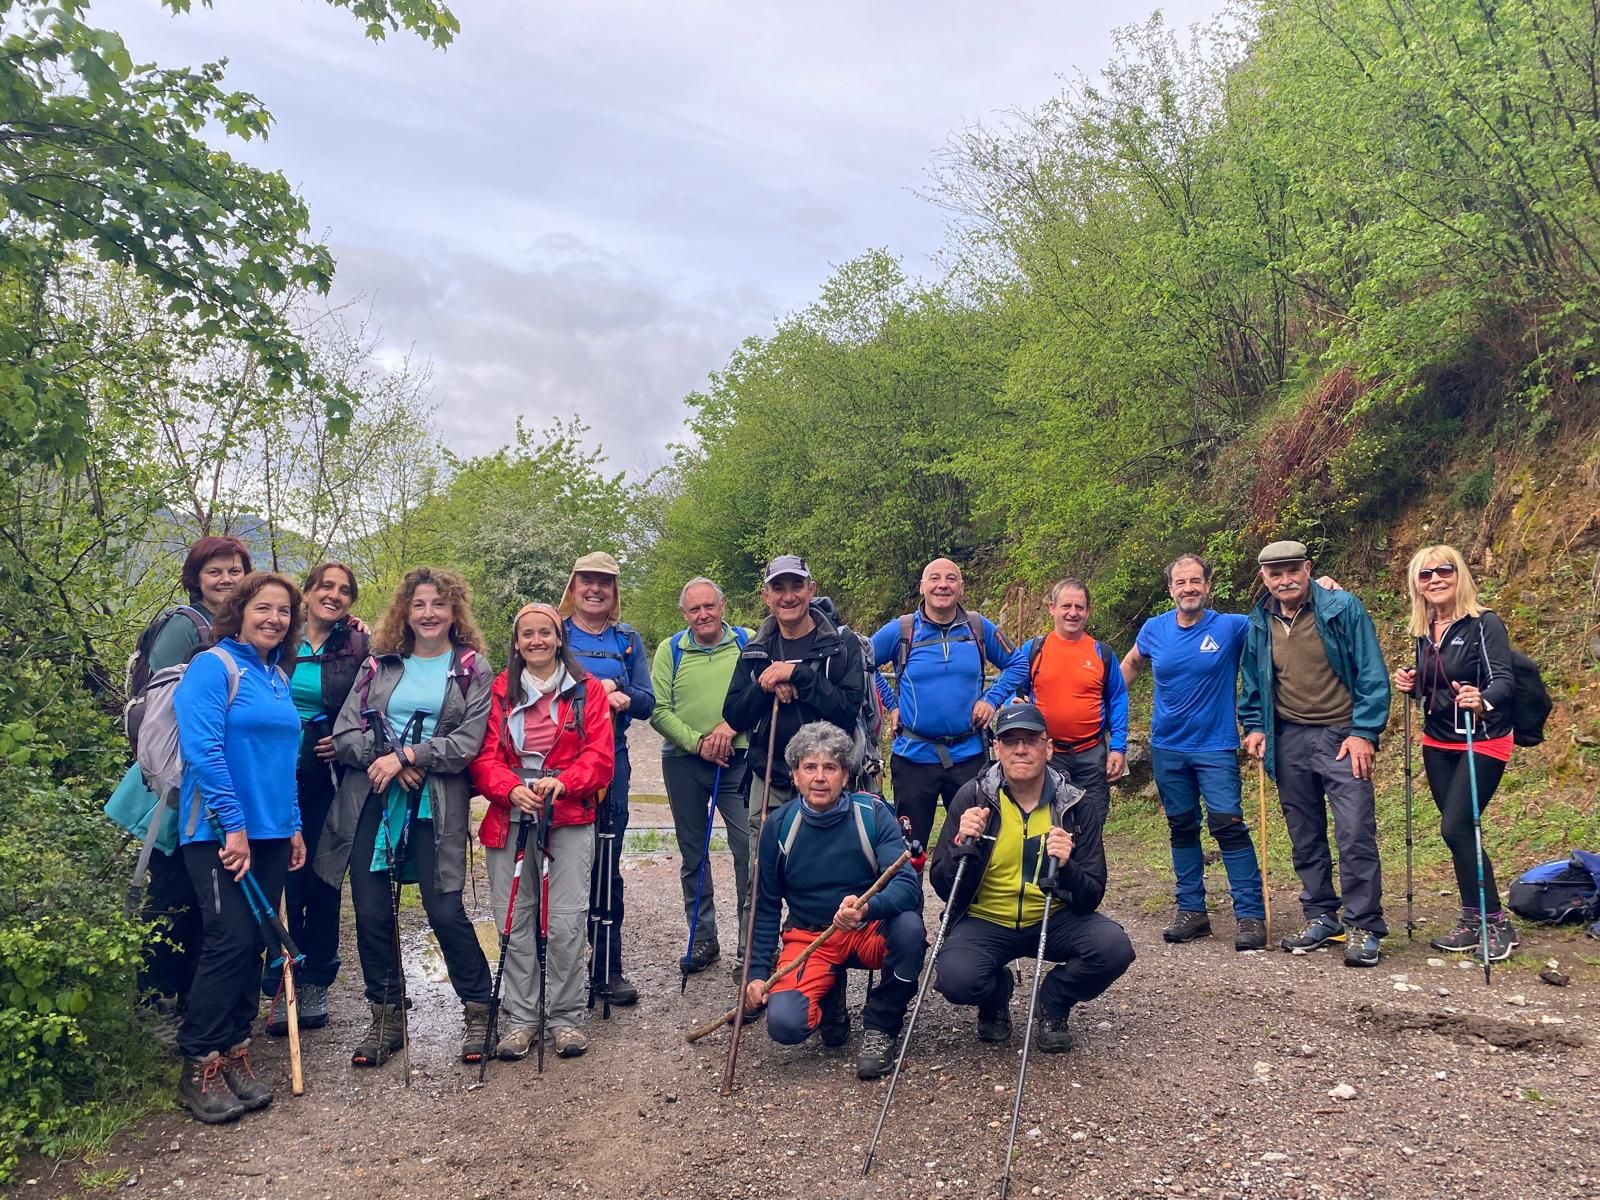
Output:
top-left (481, 769), bottom-right (553, 1080)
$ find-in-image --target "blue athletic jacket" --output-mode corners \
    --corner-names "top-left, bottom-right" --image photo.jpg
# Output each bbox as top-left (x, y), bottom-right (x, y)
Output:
top-left (870, 607), bottom-right (1018, 766)
top-left (1238, 584), bottom-right (1391, 780)
top-left (173, 637), bottom-right (302, 844)
top-left (565, 618), bottom-right (655, 744)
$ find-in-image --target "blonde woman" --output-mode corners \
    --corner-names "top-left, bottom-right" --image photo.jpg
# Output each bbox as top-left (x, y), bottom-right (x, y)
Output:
top-left (1391, 545), bottom-right (1520, 961)
top-left (316, 567), bottom-right (495, 1066)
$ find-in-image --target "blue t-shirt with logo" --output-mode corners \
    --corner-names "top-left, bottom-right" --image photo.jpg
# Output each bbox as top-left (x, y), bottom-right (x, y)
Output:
top-left (1135, 610), bottom-right (1249, 752)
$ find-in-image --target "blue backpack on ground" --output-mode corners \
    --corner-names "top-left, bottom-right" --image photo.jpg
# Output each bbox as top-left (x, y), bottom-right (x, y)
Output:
top-left (1506, 851), bottom-right (1600, 924)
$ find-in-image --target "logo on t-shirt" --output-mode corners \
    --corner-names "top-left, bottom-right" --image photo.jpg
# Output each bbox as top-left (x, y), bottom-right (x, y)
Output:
top-left (1199, 635), bottom-right (1221, 652)
top-left (1450, 636), bottom-right (1465, 645)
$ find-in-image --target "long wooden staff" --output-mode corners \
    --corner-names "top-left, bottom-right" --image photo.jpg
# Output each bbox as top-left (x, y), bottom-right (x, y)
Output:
top-left (687, 845), bottom-right (916, 1044)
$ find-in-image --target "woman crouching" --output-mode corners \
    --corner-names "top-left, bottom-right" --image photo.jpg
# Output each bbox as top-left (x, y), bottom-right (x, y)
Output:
top-left (470, 603), bottom-right (613, 1059)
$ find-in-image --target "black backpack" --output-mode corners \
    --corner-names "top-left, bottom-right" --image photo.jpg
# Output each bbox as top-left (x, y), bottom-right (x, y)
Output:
top-left (1508, 648), bottom-right (1552, 747)
top-left (1507, 852), bottom-right (1600, 924)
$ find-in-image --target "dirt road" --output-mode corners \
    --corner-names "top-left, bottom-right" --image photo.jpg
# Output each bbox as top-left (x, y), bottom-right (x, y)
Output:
top-left (24, 827), bottom-right (1600, 1200)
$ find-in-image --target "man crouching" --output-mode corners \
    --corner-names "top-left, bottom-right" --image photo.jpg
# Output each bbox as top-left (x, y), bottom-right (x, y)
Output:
top-left (743, 721), bottom-right (925, 1079)
top-left (931, 703), bottom-right (1134, 1051)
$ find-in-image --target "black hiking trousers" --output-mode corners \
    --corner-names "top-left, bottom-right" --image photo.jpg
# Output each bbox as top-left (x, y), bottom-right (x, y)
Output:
top-left (1423, 745), bottom-right (1509, 914)
top-left (263, 753), bottom-right (343, 992)
top-left (177, 838), bottom-right (290, 1059)
top-left (139, 845), bottom-right (202, 1005)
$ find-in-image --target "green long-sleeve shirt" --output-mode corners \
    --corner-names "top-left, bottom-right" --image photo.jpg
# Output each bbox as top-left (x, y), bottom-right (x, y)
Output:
top-left (649, 625), bottom-right (752, 757)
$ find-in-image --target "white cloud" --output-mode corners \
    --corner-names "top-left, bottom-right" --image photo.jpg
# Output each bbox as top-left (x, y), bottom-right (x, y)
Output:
top-left (116, 0), bottom-right (1229, 464)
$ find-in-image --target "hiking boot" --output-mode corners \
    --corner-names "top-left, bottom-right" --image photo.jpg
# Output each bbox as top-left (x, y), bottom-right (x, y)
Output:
top-left (1430, 914), bottom-right (1484, 953)
top-left (298, 982), bottom-right (330, 1030)
top-left (1235, 917), bottom-right (1267, 952)
top-left (1037, 1011), bottom-right (1074, 1054)
top-left (461, 1001), bottom-right (492, 1063)
top-left (145, 996), bottom-right (183, 1054)
top-left (351, 1002), bottom-right (405, 1067)
top-left (553, 1026), bottom-right (588, 1058)
top-left (221, 1041), bottom-right (272, 1112)
top-left (595, 976), bottom-right (639, 1006)
top-left (818, 974), bottom-right (851, 1048)
top-left (176, 1052), bottom-right (245, 1124)
top-left (1163, 909), bottom-right (1212, 943)
top-left (496, 1025), bottom-right (536, 1061)
top-left (681, 940), bottom-right (720, 975)
top-left (856, 1028), bottom-right (897, 1080)
top-left (1343, 927), bottom-right (1381, 968)
top-left (1485, 914), bottom-right (1521, 962)
top-left (1281, 913), bottom-right (1346, 952)
top-left (266, 989), bottom-right (289, 1038)
top-left (977, 969), bottom-right (1014, 1043)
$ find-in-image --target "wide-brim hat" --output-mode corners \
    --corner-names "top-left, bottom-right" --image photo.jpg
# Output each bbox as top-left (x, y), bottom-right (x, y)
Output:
top-left (559, 551), bottom-right (622, 620)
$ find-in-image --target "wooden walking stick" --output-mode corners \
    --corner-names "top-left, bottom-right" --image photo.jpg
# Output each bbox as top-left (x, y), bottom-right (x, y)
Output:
top-left (722, 696), bottom-right (780, 1093)
top-left (688, 845), bottom-right (916, 1044)
top-left (1257, 760), bottom-right (1271, 944)
top-left (279, 903), bottom-right (304, 1096)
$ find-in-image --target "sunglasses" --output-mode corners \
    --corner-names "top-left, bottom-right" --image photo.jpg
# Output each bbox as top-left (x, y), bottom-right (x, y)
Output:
top-left (1416, 564), bottom-right (1458, 582)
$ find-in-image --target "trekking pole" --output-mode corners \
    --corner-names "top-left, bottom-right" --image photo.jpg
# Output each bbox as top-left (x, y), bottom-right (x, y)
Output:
top-left (681, 765), bottom-right (724, 993)
top-left (1001, 862), bottom-right (1058, 1200)
top-left (373, 709), bottom-right (429, 1087)
top-left (1403, 700), bottom-right (1415, 940)
top-left (202, 810), bottom-right (305, 1096)
top-left (590, 797), bottom-right (617, 1020)
top-left (535, 808), bottom-right (552, 1075)
top-left (479, 812), bottom-right (535, 1083)
top-left (864, 853), bottom-right (973, 1175)
top-left (1464, 712), bottom-right (1492, 986)
top-left (1257, 761), bottom-right (1271, 944)
top-left (687, 845), bottom-right (917, 1043)
top-left (721, 696), bottom-right (780, 1094)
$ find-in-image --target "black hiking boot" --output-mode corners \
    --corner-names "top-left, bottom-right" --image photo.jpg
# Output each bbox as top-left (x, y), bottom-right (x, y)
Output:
top-left (265, 988), bottom-right (289, 1038)
top-left (977, 969), bottom-right (1014, 1043)
top-left (1037, 1010), bottom-right (1074, 1054)
top-left (297, 982), bottom-right (330, 1030)
top-left (1485, 914), bottom-right (1521, 962)
top-left (818, 974), bottom-right (851, 1048)
top-left (595, 975), bottom-right (639, 1006)
top-left (221, 1040), bottom-right (273, 1112)
top-left (1281, 912), bottom-right (1346, 952)
top-left (351, 1002), bottom-right (404, 1067)
top-left (856, 1028), bottom-right (897, 1080)
top-left (1430, 914), bottom-right (1483, 953)
top-left (1235, 917), bottom-right (1267, 952)
top-left (681, 940), bottom-right (720, 975)
top-left (461, 1001), bottom-right (492, 1063)
top-left (176, 1052), bottom-right (245, 1124)
top-left (1343, 927), bottom-right (1381, 968)
top-left (1163, 909), bottom-right (1212, 943)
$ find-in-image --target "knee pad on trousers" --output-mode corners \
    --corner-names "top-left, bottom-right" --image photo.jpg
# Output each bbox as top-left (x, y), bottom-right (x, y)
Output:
top-left (1167, 810), bottom-right (1202, 849)
top-left (766, 991), bottom-right (813, 1046)
top-left (1207, 811), bottom-right (1252, 852)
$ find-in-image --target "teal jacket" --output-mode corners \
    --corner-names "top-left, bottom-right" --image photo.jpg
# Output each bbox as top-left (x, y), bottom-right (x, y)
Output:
top-left (1238, 584), bottom-right (1390, 780)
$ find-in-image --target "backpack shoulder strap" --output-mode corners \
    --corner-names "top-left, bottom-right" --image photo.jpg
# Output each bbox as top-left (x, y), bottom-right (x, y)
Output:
top-left (571, 683), bottom-right (587, 743)
top-left (733, 626), bottom-right (750, 651)
top-left (668, 628), bottom-right (690, 682)
top-left (967, 613), bottom-right (985, 652)
top-left (894, 613), bottom-right (915, 677)
top-left (779, 805), bottom-right (804, 859)
top-left (1028, 637), bottom-right (1045, 688)
top-left (204, 646), bottom-right (242, 707)
top-left (851, 796), bottom-right (877, 874)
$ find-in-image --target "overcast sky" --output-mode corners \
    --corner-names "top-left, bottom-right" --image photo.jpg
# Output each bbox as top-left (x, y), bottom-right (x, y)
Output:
top-left (118, 0), bottom-right (1227, 472)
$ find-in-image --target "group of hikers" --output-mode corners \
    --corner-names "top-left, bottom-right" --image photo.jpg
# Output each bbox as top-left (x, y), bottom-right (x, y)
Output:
top-left (110, 534), bottom-right (1530, 1126)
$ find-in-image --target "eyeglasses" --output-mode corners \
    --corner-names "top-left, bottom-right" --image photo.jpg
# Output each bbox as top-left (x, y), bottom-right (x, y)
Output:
top-left (1416, 564), bottom-right (1458, 582)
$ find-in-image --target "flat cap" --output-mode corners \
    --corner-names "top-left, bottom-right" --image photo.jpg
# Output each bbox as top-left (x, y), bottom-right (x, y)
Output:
top-left (1257, 539), bottom-right (1309, 566)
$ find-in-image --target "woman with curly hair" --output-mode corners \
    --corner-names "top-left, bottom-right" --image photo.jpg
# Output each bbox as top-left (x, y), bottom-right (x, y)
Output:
top-left (1392, 545), bottom-right (1521, 962)
top-left (170, 571), bottom-right (305, 1122)
top-left (314, 567), bottom-right (496, 1067)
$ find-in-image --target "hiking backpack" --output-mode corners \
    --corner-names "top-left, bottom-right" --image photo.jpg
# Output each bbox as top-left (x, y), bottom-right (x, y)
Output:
top-left (668, 625), bottom-right (751, 685)
top-left (812, 598), bottom-right (885, 788)
top-left (1507, 851), bottom-right (1600, 924)
top-left (123, 605), bottom-right (210, 753)
top-left (133, 646), bottom-right (244, 805)
top-left (1027, 636), bottom-right (1114, 700)
top-left (1507, 648), bottom-right (1552, 747)
top-left (774, 793), bottom-right (882, 885)
top-left (891, 611), bottom-right (996, 681)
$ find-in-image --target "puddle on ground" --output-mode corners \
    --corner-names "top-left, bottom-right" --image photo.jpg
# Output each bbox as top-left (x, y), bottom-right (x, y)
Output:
top-left (1355, 1002), bottom-right (1586, 1049)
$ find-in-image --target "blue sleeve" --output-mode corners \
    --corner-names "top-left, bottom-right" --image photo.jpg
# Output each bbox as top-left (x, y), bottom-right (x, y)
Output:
top-left (1135, 619), bottom-right (1156, 660)
top-left (174, 652), bottom-right (240, 837)
top-left (861, 802), bottom-right (921, 922)
top-left (982, 618), bottom-right (1013, 672)
top-left (1103, 643), bottom-right (1129, 752)
top-left (623, 630), bottom-right (655, 720)
top-left (749, 814), bottom-right (784, 979)
top-left (987, 638), bottom-right (1033, 705)
top-left (868, 619), bottom-right (900, 673)
top-left (875, 670), bottom-right (897, 712)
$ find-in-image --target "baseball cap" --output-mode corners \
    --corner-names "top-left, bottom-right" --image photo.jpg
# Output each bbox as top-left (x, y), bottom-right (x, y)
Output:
top-left (993, 703), bottom-right (1048, 738)
top-left (762, 554), bottom-right (811, 584)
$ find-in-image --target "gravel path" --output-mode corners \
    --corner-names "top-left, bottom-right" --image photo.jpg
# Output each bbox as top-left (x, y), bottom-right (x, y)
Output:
top-left (22, 824), bottom-right (1600, 1200)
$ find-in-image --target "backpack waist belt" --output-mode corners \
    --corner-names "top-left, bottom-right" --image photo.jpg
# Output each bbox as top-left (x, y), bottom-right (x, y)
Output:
top-left (1052, 733), bottom-right (1105, 756)
top-left (900, 726), bottom-right (976, 768)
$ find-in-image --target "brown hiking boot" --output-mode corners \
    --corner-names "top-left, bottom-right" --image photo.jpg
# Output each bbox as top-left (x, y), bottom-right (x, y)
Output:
top-left (176, 1052), bottom-right (245, 1124)
top-left (461, 1001), bottom-right (492, 1063)
top-left (221, 1040), bottom-right (272, 1111)
top-left (351, 1002), bottom-right (404, 1067)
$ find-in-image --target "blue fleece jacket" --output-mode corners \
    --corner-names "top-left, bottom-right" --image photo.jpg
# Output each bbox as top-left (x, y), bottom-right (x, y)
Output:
top-left (565, 619), bottom-right (655, 743)
top-left (750, 791), bottom-right (921, 978)
top-left (174, 638), bottom-right (302, 845)
top-left (870, 608), bottom-right (1017, 765)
